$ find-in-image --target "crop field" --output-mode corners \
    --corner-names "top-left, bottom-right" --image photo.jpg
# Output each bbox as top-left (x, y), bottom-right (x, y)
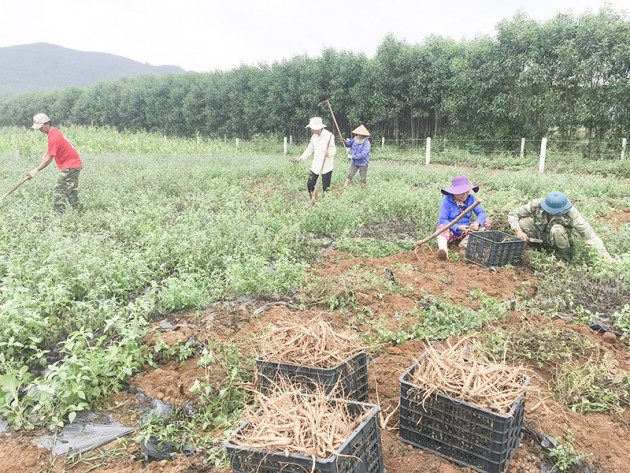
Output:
top-left (1, 126), bottom-right (630, 473)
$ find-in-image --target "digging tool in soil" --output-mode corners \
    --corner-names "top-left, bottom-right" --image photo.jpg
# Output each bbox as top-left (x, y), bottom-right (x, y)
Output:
top-left (0, 177), bottom-right (29, 202)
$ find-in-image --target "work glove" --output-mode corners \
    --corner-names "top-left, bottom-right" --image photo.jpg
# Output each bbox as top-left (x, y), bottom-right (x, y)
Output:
top-left (26, 169), bottom-right (38, 179)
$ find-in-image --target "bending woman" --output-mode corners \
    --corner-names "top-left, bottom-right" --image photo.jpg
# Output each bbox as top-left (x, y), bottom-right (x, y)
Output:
top-left (435, 175), bottom-right (491, 260)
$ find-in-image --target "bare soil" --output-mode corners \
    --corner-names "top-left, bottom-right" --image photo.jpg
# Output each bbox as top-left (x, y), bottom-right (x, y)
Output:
top-left (2, 242), bottom-right (629, 473)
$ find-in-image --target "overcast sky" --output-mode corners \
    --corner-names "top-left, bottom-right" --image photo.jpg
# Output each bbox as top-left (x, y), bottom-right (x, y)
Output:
top-left (1, 0), bottom-right (628, 72)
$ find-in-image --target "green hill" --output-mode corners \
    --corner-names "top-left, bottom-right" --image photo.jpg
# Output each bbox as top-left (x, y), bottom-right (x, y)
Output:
top-left (0, 43), bottom-right (186, 97)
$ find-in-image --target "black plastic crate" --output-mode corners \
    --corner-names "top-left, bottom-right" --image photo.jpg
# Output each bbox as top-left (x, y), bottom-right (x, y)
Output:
top-left (398, 355), bottom-right (530, 473)
top-left (225, 398), bottom-right (384, 473)
top-left (255, 352), bottom-right (369, 402)
top-left (465, 231), bottom-right (526, 268)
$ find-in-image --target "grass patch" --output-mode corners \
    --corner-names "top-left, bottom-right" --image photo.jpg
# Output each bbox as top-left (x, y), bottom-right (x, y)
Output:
top-left (361, 294), bottom-right (511, 345)
top-left (478, 324), bottom-right (594, 368)
top-left (551, 355), bottom-right (630, 414)
top-left (300, 269), bottom-right (395, 310)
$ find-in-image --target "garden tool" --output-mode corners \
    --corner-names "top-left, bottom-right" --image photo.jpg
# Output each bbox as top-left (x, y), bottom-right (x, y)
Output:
top-left (317, 99), bottom-right (348, 154)
top-left (0, 176), bottom-right (29, 202)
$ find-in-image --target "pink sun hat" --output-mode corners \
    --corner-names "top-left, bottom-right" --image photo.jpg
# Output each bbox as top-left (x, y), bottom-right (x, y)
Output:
top-left (441, 176), bottom-right (479, 196)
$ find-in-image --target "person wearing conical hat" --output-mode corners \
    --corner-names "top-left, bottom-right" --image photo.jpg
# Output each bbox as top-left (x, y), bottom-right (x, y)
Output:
top-left (294, 117), bottom-right (337, 201)
top-left (344, 124), bottom-right (371, 188)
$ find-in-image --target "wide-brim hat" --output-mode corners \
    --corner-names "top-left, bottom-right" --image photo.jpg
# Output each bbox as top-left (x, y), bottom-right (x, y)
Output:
top-left (32, 113), bottom-right (50, 130)
top-left (441, 175), bottom-right (479, 195)
top-left (540, 191), bottom-right (572, 215)
top-left (352, 124), bottom-right (370, 136)
top-left (306, 117), bottom-right (327, 130)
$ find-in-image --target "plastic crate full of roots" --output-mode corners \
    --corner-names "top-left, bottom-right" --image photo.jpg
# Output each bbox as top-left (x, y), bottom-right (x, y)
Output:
top-left (255, 317), bottom-right (369, 401)
top-left (398, 342), bottom-right (530, 473)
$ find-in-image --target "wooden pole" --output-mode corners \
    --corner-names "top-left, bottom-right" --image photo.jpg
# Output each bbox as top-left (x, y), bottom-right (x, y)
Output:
top-left (415, 199), bottom-right (481, 247)
top-left (318, 100), bottom-right (347, 153)
top-left (539, 137), bottom-right (547, 173)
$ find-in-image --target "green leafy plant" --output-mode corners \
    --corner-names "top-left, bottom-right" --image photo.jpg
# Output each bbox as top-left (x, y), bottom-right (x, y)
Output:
top-left (362, 294), bottom-right (511, 345)
top-left (479, 324), bottom-right (593, 368)
top-left (548, 430), bottom-right (590, 471)
top-left (189, 343), bottom-right (254, 430)
top-left (551, 355), bottom-right (630, 414)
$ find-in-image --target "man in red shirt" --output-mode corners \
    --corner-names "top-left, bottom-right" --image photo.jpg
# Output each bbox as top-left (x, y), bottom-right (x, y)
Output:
top-left (28, 113), bottom-right (83, 213)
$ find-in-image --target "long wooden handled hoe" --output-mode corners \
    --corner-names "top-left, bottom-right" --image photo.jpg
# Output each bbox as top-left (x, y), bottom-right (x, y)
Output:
top-left (0, 177), bottom-right (29, 202)
top-left (317, 99), bottom-right (348, 155)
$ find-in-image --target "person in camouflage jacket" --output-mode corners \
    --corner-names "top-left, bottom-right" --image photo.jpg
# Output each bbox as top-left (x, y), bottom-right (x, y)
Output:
top-left (508, 191), bottom-right (614, 262)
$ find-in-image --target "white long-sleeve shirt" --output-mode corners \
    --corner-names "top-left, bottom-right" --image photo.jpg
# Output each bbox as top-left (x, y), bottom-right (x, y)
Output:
top-left (298, 129), bottom-right (336, 175)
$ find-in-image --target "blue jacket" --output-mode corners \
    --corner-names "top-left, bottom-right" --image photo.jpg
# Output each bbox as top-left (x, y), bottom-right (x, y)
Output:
top-left (436, 194), bottom-right (486, 237)
top-left (345, 139), bottom-right (370, 167)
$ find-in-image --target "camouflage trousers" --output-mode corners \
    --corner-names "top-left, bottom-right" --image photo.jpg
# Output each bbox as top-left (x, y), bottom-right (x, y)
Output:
top-left (54, 167), bottom-right (82, 213)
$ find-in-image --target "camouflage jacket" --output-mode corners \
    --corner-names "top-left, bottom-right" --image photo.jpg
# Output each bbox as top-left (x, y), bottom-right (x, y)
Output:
top-left (508, 199), bottom-right (609, 256)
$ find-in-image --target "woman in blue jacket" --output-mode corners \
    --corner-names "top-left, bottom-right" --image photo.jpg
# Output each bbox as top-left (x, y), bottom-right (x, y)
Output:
top-left (344, 125), bottom-right (371, 188)
top-left (435, 175), bottom-right (491, 260)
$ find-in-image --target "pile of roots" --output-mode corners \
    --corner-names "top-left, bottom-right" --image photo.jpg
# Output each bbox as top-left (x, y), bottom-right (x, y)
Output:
top-left (231, 385), bottom-right (372, 463)
top-left (410, 338), bottom-right (528, 414)
top-left (256, 316), bottom-right (366, 368)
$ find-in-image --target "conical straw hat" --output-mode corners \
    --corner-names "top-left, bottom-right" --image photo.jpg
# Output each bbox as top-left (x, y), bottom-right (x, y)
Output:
top-left (352, 124), bottom-right (370, 136)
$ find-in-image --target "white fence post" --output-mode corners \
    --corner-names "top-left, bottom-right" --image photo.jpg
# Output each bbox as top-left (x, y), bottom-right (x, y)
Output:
top-left (539, 138), bottom-right (547, 173)
top-left (283, 137), bottom-right (288, 155)
top-left (290, 135), bottom-right (293, 144)
top-left (164, 135), bottom-right (167, 142)
top-left (236, 138), bottom-right (239, 152)
top-left (197, 136), bottom-right (200, 146)
top-left (425, 137), bottom-right (431, 166)
top-left (381, 137), bottom-right (385, 149)
top-left (622, 138), bottom-right (627, 160)
top-left (224, 134), bottom-right (227, 143)
top-left (520, 138), bottom-right (525, 159)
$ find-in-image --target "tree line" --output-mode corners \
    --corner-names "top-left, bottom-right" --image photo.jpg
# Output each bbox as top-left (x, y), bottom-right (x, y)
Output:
top-left (1, 8), bottom-right (628, 147)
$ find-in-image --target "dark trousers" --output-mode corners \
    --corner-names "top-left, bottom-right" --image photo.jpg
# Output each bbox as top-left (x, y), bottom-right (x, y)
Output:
top-left (307, 171), bottom-right (332, 193)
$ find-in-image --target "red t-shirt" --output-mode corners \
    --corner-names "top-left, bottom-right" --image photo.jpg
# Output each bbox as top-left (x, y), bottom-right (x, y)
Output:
top-left (47, 127), bottom-right (82, 169)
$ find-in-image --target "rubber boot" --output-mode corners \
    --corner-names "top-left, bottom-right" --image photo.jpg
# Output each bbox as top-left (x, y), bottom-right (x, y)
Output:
top-left (555, 247), bottom-right (573, 263)
top-left (437, 236), bottom-right (448, 261)
top-left (459, 235), bottom-right (469, 249)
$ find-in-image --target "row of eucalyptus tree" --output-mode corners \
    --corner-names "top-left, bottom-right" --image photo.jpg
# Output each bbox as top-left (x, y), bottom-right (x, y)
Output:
top-left (1, 8), bottom-right (628, 145)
